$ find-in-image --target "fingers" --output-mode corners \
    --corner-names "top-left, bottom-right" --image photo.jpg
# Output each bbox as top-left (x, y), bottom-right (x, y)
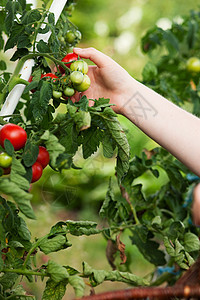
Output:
top-left (73, 47), bottom-right (112, 68)
top-left (192, 183), bottom-right (200, 226)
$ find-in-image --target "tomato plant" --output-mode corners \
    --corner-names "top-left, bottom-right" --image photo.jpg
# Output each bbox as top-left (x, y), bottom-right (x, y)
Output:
top-left (0, 123), bottom-right (27, 150)
top-left (0, 1), bottom-right (200, 300)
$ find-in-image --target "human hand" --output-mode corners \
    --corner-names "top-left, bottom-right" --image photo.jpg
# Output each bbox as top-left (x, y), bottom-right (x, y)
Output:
top-left (72, 47), bottom-right (135, 114)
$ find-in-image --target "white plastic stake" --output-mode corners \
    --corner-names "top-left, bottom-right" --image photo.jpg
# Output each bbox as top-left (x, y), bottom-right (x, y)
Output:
top-left (0, 0), bottom-right (68, 118)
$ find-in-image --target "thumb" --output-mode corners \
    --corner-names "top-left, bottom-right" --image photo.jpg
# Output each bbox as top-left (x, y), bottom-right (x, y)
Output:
top-left (73, 47), bottom-right (112, 68)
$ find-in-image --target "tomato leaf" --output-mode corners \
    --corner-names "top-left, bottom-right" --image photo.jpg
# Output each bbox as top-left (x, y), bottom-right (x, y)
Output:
top-left (130, 225), bottom-right (166, 266)
top-left (42, 279), bottom-right (67, 300)
top-left (40, 131), bottom-right (65, 168)
top-left (22, 140), bottom-right (39, 167)
top-left (68, 275), bottom-right (85, 298)
top-left (82, 261), bottom-right (149, 286)
top-left (47, 260), bottom-right (69, 283)
top-left (4, 139), bottom-right (14, 156)
top-left (10, 157), bottom-right (30, 190)
top-left (0, 179), bottom-right (35, 219)
top-left (39, 235), bottom-right (71, 255)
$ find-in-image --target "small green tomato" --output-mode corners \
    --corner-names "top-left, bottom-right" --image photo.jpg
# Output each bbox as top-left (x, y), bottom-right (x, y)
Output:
top-left (0, 152), bottom-right (12, 168)
top-left (74, 74), bottom-right (91, 92)
top-left (70, 60), bottom-right (88, 74)
top-left (53, 90), bottom-right (62, 99)
top-left (70, 71), bottom-right (84, 85)
top-left (64, 87), bottom-right (75, 97)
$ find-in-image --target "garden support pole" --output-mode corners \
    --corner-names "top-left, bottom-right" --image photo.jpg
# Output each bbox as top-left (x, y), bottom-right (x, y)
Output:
top-left (0, 0), bottom-right (68, 118)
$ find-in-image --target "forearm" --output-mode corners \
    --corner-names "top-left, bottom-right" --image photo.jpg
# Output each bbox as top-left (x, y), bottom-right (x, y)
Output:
top-left (120, 79), bottom-right (200, 176)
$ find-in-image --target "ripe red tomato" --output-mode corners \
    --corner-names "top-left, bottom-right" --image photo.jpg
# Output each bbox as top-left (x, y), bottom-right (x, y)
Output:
top-left (31, 162), bottom-right (43, 183)
top-left (41, 73), bottom-right (58, 81)
top-left (36, 146), bottom-right (50, 169)
top-left (0, 123), bottom-right (27, 150)
top-left (59, 53), bottom-right (78, 73)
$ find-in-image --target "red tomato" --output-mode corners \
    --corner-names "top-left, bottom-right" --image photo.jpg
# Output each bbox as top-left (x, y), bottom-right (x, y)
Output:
top-left (36, 146), bottom-right (50, 168)
top-left (59, 53), bottom-right (78, 73)
top-left (31, 162), bottom-right (43, 183)
top-left (41, 73), bottom-right (58, 81)
top-left (0, 123), bottom-right (27, 150)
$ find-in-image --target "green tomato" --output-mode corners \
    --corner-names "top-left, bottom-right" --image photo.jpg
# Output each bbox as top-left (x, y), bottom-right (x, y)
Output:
top-left (64, 87), bottom-right (75, 97)
top-left (74, 74), bottom-right (91, 92)
top-left (53, 90), bottom-right (62, 99)
top-left (186, 57), bottom-right (200, 73)
top-left (0, 152), bottom-right (12, 168)
top-left (75, 30), bottom-right (82, 40)
top-left (70, 60), bottom-right (88, 74)
top-left (70, 71), bottom-right (84, 85)
top-left (65, 30), bottom-right (76, 44)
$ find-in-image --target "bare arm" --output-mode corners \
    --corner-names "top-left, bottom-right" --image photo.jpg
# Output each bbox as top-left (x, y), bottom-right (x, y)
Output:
top-left (73, 47), bottom-right (200, 176)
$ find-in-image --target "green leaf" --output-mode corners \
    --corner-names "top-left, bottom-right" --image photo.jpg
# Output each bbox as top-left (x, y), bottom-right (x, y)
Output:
top-left (18, 217), bottom-right (31, 241)
top-left (21, 9), bottom-right (41, 25)
top-left (42, 279), bottom-right (67, 300)
top-left (91, 109), bottom-right (130, 182)
top-left (48, 12), bottom-right (55, 25)
top-left (47, 260), bottom-right (69, 283)
top-left (40, 131), bottom-right (65, 168)
top-left (30, 81), bottom-right (52, 123)
top-left (10, 157), bottom-right (30, 190)
top-left (99, 177), bottom-right (118, 221)
top-left (74, 110), bottom-right (91, 131)
top-left (22, 140), bottom-right (39, 167)
top-left (0, 60), bottom-right (6, 71)
top-left (39, 235), bottom-right (71, 254)
top-left (0, 273), bottom-right (19, 290)
top-left (0, 179), bottom-right (35, 219)
top-left (37, 40), bottom-right (50, 53)
top-left (68, 275), bottom-right (85, 298)
top-left (184, 232), bottom-right (200, 252)
top-left (130, 225), bottom-right (166, 266)
top-left (102, 133), bottom-right (115, 158)
top-left (142, 61), bottom-right (158, 82)
top-left (4, 138), bottom-right (14, 156)
top-left (83, 262), bottom-right (149, 286)
top-left (65, 220), bottom-right (101, 236)
top-left (82, 127), bottom-right (103, 159)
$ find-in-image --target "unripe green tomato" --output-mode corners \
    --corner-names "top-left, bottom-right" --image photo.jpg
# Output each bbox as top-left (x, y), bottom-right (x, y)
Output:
top-left (70, 60), bottom-right (88, 74)
top-left (53, 90), bottom-right (62, 99)
top-left (186, 57), bottom-right (200, 73)
top-left (65, 30), bottom-right (76, 44)
top-left (64, 87), bottom-right (75, 97)
top-left (74, 74), bottom-right (91, 92)
top-left (70, 71), bottom-right (84, 85)
top-left (75, 30), bottom-right (82, 40)
top-left (0, 152), bottom-right (12, 168)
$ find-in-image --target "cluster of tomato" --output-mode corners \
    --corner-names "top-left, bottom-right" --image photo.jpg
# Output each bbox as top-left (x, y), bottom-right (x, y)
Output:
top-left (30, 53), bottom-right (91, 99)
top-left (0, 123), bottom-right (50, 183)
